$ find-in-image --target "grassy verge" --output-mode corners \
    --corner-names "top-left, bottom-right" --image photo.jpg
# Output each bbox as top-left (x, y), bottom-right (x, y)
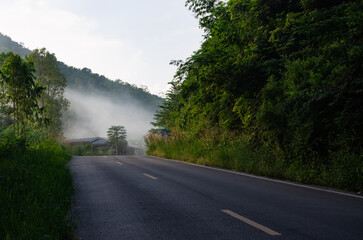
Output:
top-left (0, 133), bottom-right (74, 240)
top-left (62, 143), bottom-right (110, 156)
top-left (145, 130), bottom-right (363, 193)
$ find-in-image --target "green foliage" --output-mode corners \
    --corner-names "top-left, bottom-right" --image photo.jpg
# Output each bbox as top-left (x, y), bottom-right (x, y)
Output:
top-left (0, 33), bottom-right (31, 58)
top-left (0, 130), bottom-right (74, 240)
top-left (152, 0), bottom-right (363, 191)
top-left (58, 63), bottom-right (164, 111)
top-left (146, 129), bottom-right (363, 191)
top-left (0, 106), bottom-right (13, 131)
top-left (63, 143), bottom-right (111, 156)
top-left (0, 52), bottom-right (45, 137)
top-left (0, 33), bottom-right (164, 134)
top-left (107, 125), bottom-right (127, 155)
top-left (0, 37), bottom-right (75, 239)
top-left (30, 48), bottom-right (69, 137)
top-left (0, 128), bottom-right (28, 157)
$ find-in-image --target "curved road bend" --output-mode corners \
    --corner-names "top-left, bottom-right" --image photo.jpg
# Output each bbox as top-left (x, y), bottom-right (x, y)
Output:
top-left (68, 155), bottom-right (363, 240)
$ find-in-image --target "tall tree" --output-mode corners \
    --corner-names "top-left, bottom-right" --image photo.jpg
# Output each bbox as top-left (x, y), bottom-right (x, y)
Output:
top-left (154, 0), bottom-right (363, 161)
top-left (0, 52), bottom-right (44, 136)
top-left (107, 125), bottom-right (127, 155)
top-left (29, 48), bottom-right (69, 137)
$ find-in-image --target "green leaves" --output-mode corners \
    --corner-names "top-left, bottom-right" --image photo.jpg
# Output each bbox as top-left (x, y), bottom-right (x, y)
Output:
top-left (29, 48), bottom-right (69, 137)
top-left (0, 52), bottom-right (43, 137)
top-left (154, 0), bottom-right (363, 174)
top-left (149, 0), bottom-right (363, 192)
top-left (107, 125), bottom-right (127, 155)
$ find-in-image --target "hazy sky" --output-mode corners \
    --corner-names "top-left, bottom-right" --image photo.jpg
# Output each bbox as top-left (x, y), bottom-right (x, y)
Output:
top-left (0, 0), bottom-right (204, 95)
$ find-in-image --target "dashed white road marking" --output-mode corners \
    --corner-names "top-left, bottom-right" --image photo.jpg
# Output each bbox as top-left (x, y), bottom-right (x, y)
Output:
top-left (143, 173), bottom-right (158, 180)
top-left (222, 209), bottom-right (281, 236)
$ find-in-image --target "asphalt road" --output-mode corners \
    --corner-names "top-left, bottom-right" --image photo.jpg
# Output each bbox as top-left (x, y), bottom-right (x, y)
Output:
top-left (69, 155), bottom-right (363, 240)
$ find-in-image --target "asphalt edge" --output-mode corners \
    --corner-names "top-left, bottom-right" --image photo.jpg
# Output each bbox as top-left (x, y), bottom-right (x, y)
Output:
top-left (147, 155), bottom-right (363, 200)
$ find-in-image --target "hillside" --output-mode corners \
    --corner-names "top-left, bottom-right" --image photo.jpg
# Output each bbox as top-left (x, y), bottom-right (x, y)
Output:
top-left (58, 62), bottom-right (162, 108)
top-left (0, 33), bottom-right (164, 141)
top-left (0, 33), bottom-right (163, 107)
top-left (147, 0), bottom-right (363, 192)
top-left (0, 33), bottom-right (31, 57)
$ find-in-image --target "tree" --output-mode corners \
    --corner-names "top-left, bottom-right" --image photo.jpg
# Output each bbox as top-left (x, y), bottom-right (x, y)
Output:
top-left (29, 48), bottom-right (69, 137)
top-left (154, 0), bottom-right (363, 161)
top-left (107, 125), bottom-right (127, 155)
top-left (0, 52), bottom-right (44, 136)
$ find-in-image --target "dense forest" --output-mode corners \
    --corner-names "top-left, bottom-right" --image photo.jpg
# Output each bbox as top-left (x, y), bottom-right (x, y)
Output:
top-left (0, 46), bottom-right (73, 238)
top-left (0, 34), bottom-right (31, 57)
top-left (147, 0), bottom-right (363, 191)
top-left (59, 63), bottom-right (163, 108)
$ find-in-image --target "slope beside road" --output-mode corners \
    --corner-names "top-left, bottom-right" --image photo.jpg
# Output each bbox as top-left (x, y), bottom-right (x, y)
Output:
top-left (69, 155), bottom-right (363, 240)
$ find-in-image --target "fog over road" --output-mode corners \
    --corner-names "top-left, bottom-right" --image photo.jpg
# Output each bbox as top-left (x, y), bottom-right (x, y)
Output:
top-left (69, 156), bottom-right (363, 240)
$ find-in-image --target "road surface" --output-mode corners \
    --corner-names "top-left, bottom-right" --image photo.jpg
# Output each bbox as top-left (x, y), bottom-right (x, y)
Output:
top-left (69, 155), bottom-right (363, 240)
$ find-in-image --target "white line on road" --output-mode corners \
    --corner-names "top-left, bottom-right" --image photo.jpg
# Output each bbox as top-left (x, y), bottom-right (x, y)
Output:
top-left (143, 173), bottom-right (158, 180)
top-left (149, 156), bottom-right (363, 199)
top-left (116, 161), bottom-right (123, 166)
top-left (222, 210), bottom-right (281, 236)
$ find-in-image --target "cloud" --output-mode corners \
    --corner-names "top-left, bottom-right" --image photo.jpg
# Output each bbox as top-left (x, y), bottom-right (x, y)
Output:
top-left (0, 0), bottom-right (144, 86)
top-left (0, 0), bottom-right (97, 48)
top-left (154, 27), bottom-right (201, 42)
top-left (0, 0), bottom-right (203, 95)
top-left (63, 88), bottom-right (155, 142)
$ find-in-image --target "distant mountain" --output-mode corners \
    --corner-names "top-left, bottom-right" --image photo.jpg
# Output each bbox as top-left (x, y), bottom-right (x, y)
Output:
top-left (0, 33), bottom-right (163, 140)
top-left (0, 33), bottom-right (163, 108)
top-left (0, 33), bottom-right (31, 57)
top-left (58, 63), bottom-right (163, 108)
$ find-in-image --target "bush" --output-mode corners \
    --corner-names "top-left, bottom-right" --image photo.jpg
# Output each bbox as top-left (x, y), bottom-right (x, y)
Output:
top-left (0, 130), bottom-right (27, 158)
top-left (146, 129), bottom-right (363, 192)
top-left (0, 131), bottom-right (74, 240)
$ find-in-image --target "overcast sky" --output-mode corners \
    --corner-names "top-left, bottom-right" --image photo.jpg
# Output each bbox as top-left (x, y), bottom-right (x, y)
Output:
top-left (0, 0), bottom-right (204, 95)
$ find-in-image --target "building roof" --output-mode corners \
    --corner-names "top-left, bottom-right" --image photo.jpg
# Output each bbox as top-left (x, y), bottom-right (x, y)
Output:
top-left (92, 138), bottom-right (109, 146)
top-left (65, 137), bottom-right (109, 146)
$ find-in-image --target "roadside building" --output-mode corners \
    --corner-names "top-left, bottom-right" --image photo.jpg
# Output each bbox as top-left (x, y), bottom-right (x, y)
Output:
top-left (65, 137), bottom-right (145, 155)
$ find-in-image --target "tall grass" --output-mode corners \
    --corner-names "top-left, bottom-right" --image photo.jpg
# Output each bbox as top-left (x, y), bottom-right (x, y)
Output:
top-left (145, 129), bottom-right (363, 192)
top-left (62, 143), bottom-right (110, 156)
top-left (0, 132), bottom-right (74, 240)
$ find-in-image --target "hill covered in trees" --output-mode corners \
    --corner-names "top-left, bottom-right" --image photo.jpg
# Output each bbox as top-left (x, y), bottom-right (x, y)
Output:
top-left (147, 0), bottom-right (363, 192)
top-left (0, 34), bottom-right (31, 57)
top-left (58, 62), bottom-right (162, 108)
top-left (0, 33), bottom-right (163, 108)
top-left (0, 32), bottom-right (163, 141)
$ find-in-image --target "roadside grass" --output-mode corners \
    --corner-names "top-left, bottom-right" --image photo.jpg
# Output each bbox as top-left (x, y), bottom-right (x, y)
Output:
top-left (0, 134), bottom-right (74, 240)
top-left (62, 143), bottom-right (110, 156)
top-left (145, 130), bottom-right (363, 192)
